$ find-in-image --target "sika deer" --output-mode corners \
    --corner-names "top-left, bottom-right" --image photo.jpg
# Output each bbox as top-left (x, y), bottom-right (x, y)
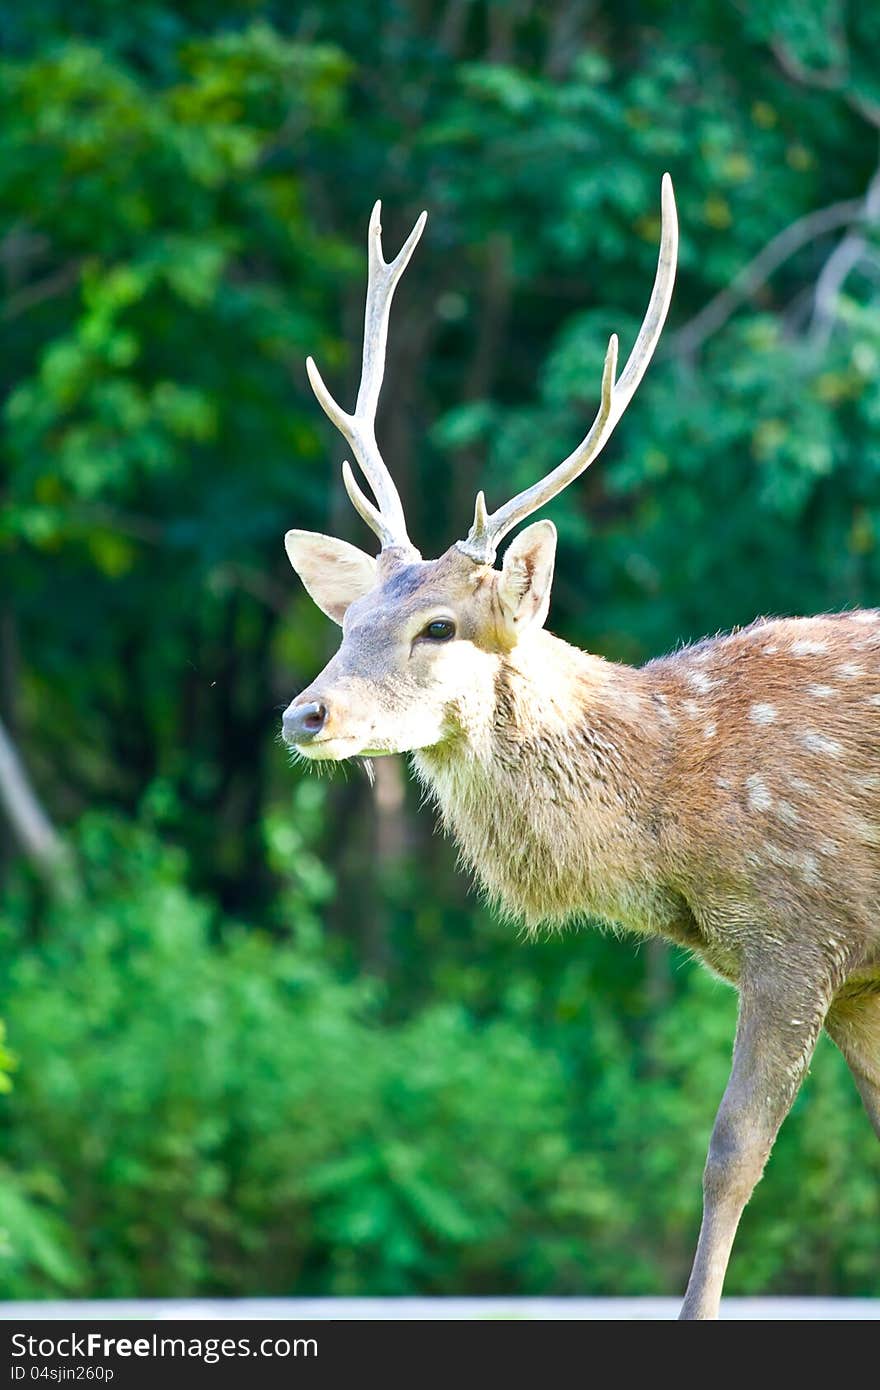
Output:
top-left (281, 179), bottom-right (880, 1319)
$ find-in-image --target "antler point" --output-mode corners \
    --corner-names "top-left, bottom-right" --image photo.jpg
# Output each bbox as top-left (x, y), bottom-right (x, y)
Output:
top-left (471, 490), bottom-right (490, 536)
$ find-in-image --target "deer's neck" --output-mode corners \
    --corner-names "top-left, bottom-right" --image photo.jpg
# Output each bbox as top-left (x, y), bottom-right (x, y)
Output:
top-left (411, 631), bottom-right (677, 934)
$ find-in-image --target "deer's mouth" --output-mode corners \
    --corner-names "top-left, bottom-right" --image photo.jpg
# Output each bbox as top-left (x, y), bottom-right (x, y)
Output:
top-left (291, 734), bottom-right (365, 761)
top-left (291, 729), bottom-right (401, 761)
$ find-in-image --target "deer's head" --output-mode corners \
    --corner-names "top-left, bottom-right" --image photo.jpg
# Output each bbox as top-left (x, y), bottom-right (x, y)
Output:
top-left (283, 181), bottom-right (678, 760)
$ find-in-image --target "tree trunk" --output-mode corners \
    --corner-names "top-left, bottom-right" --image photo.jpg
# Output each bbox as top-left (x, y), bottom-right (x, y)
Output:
top-left (0, 712), bottom-right (73, 892)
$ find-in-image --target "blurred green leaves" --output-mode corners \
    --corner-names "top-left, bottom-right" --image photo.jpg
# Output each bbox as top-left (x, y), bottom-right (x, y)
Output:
top-left (0, 819), bottom-right (607, 1297)
top-left (2, 1), bottom-right (880, 1303)
top-left (2, 819), bottom-right (877, 1298)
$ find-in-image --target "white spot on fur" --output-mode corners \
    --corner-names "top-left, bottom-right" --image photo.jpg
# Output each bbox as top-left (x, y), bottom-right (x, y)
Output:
top-left (750, 703), bottom-right (777, 724)
top-left (651, 692), bottom-right (677, 726)
top-left (800, 853), bottom-right (820, 886)
top-left (762, 842), bottom-right (821, 884)
top-left (762, 645), bottom-right (778, 655)
top-left (807, 684), bottom-right (835, 698)
top-left (704, 722), bottom-right (717, 738)
top-left (686, 670), bottom-right (716, 693)
top-left (836, 663), bottom-right (864, 678)
top-left (816, 837), bottom-right (838, 857)
top-left (746, 773), bottom-right (773, 811)
top-left (800, 731), bottom-right (842, 756)
top-left (792, 639), bottom-right (827, 655)
top-left (851, 816), bottom-right (880, 846)
top-left (867, 695), bottom-right (880, 707)
top-left (787, 775), bottom-right (815, 796)
top-left (854, 773), bottom-right (880, 790)
top-left (683, 700), bottom-right (701, 718)
top-left (776, 800), bottom-right (799, 826)
top-left (716, 776), bottom-right (731, 790)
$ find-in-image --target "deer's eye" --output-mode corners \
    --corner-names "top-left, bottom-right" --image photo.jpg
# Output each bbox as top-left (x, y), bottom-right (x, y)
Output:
top-left (422, 619), bottom-right (456, 641)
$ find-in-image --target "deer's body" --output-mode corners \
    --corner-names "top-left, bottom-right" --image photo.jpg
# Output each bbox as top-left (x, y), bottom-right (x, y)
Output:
top-left (415, 609), bottom-right (880, 990)
top-left (280, 183), bottom-right (880, 1318)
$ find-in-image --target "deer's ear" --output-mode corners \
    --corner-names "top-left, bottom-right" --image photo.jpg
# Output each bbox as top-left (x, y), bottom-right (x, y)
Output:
top-left (497, 520), bottom-right (557, 641)
top-left (285, 530), bottom-right (377, 625)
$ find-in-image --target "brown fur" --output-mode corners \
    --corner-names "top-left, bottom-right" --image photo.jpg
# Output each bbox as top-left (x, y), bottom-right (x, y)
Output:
top-left (412, 611), bottom-right (880, 973)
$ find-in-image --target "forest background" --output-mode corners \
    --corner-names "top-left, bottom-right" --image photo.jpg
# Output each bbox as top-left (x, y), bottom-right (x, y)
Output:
top-left (1, 0), bottom-right (879, 1299)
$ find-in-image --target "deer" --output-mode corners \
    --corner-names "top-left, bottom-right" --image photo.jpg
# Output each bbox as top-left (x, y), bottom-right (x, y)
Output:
top-left (280, 177), bottom-right (880, 1319)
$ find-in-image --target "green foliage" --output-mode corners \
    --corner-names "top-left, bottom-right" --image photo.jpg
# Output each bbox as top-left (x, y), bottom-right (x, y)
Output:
top-left (2, 821), bottom-right (877, 1298)
top-left (0, 818), bottom-right (605, 1297)
top-left (2, 1), bottom-right (880, 1302)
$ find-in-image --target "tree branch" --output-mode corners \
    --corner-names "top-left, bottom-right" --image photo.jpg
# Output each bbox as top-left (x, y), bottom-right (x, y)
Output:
top-left (809, 151), bottom-right (880, 350)
top-left (768, 34), bottom-right (847, 93)
top-left (2, 259), bottom-right (83, 321)
top-left (672, 199), bottom-right (863, 357)
top-left (769, 34), bottom-right (880, 129)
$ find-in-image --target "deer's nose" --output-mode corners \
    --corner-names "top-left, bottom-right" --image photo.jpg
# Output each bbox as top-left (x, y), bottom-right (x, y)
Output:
top-left (283, 700), bottom-right (328, 745)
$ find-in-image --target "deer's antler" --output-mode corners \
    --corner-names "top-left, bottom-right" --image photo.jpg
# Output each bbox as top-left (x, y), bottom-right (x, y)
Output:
top-left (306, 200), bottom-right (427, 556)
top-left (457, 174), bottom-right (678, 565)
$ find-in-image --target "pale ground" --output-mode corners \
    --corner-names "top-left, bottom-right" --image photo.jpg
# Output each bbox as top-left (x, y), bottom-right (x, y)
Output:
top-left (1, 1298), bottom-right (878, 1320)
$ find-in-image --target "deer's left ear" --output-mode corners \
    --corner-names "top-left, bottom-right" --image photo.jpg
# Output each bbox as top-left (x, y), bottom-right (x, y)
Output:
top-left (285, 530), bottom-right (377, 624)
top-left (497, 520), bottom-right (557, 641)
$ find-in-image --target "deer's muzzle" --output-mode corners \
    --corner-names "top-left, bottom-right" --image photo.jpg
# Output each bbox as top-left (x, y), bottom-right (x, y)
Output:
top-left (282, 700), bottom-right (328, 745)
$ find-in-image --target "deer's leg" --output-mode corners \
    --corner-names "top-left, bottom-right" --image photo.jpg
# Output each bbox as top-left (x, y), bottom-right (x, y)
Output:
top-left (679, 966), bottom-right (831, 1321)
top-left (825, 989), bottom-right (880, 1138)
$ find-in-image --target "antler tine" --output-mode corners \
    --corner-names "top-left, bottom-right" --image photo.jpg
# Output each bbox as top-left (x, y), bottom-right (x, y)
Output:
top-left (341, 458), bottom-right (389, 544)
top-left (306, 200), bottom-right (428, 554)
top-left (458, 174), bottom-right (678, 565)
